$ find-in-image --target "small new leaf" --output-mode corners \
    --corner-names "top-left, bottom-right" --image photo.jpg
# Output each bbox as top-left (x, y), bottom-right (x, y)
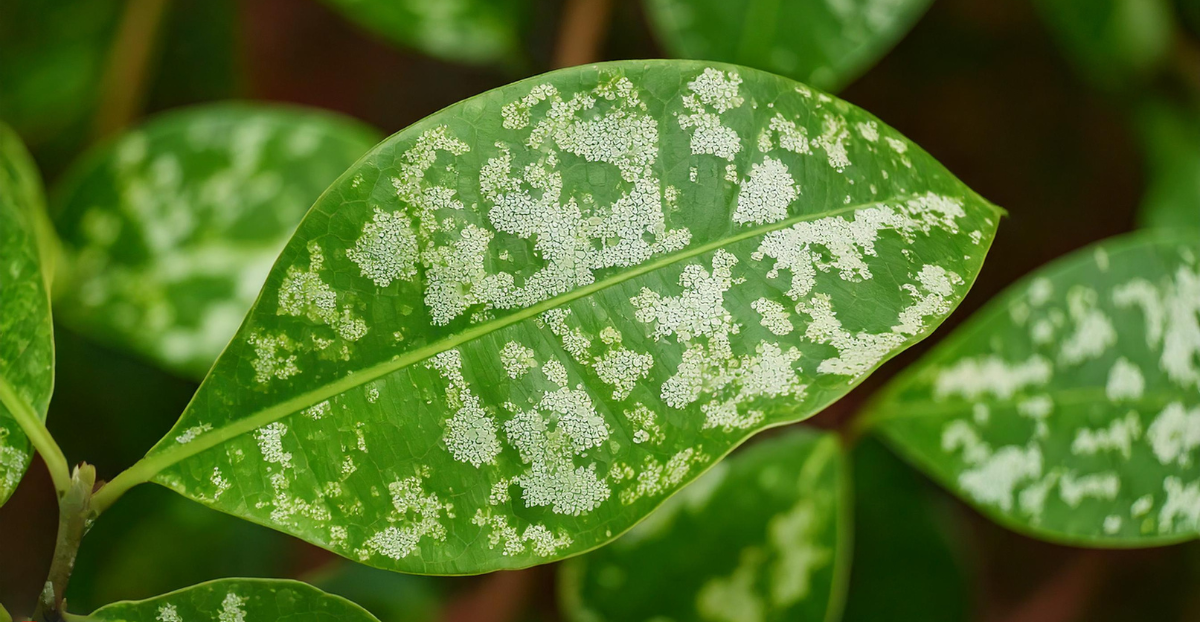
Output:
top-left (865, 232), bottom-right (1200, 546)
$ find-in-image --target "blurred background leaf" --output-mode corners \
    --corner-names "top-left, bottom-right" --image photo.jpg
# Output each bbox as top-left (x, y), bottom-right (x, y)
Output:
top-left (1134, 100), bottom-right (1200, 229)
top-left (643, 0), bottom-right (934, 91)
top-left (0, 0), bottom-right (242, 179)
top-left (320, 0), bottom-right (533, 68)
top-left (1032, 0), bottom-right (1176, 93)
top-left (50, 104), bottom-right (380, 379)
top-left (842, 436), bottom-right (972, 621)
top-left (560, 429), bottom-right (848, 622)
top-left (81, 576), bottom-right (379, 621)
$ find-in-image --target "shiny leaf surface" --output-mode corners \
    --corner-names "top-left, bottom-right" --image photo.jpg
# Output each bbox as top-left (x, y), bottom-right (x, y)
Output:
top-left (52, 104), bottom-right (380, 378)
top-left (0, 121), bottom-right (54, 506)
top-left (134, 60), bottom-right (1000, 574)
top-left (866, 232), bottom-right (1200, 545)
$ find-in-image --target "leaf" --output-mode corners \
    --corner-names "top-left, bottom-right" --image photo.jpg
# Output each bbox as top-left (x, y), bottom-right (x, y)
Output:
top-left (643, 0), bottom-right (932, 92)
top-left (320, 0), bottom-right (529, 66)
top-left (52, 104), bottom-right (381, 379)
top-left (129, 60), bottom-right (1001, 575)
top-left (0, 0), bottom-right (122, 172)
top-left (68, 485), bottom-right (295, 614)
top-left (1134, 100), bottom-right (1200, 230)
top-left (864, 232), bottom-right (1200, 546)
top-left (81, 578), bottom-right (378, 622)
top-left (1033, 0), bottom-right (1175, 92)
top-left (842, 437), bottom-right (970, 621)
top-left (0, 120), bottom-right (54, 506)
top-left (558, 429), bottom-right (848, 621)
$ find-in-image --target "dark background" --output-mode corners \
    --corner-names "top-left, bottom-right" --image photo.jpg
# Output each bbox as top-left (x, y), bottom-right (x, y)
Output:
top-left (2, 0), bottom-right (1198, 621)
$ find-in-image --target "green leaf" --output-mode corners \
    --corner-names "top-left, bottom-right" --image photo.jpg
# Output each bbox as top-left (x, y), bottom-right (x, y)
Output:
top-left (321, 0), bottom-right (529, 66)
top-left (123, 60), bottom-right (1000, 575)
top-left (558, 429), bottom-right (848, 621)
top-left (644, 0), bottom-right (933, 92)
top-left (864, 232), bottom-right (1200, 546)
top-left (0, 0), bottom-right (122, 172)
top-left (1135, 100), bottom-right (1200, 230)
top-left (0, 120), bottom-right (54, 506)
top-left (68, 484), bottom-right (295, 614)
top-left (842, 437), bottom-right (970, 621)
top-left (82, 578), bottom-right (378, 622)
top-left (1033, 0), bottom-right (1175, 92)
top-left (52, 104), bottom-right (381, 379)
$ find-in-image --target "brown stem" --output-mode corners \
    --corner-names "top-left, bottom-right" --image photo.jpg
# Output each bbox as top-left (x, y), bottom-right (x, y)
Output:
top-left (91, 0), bottom-right (170, 141)
top-left (1001, 550), bottom-right (1106, 622)
top-left (552, 0), bottom-right (615, 69)
top-left (31, 464), bottom-right (97, 622)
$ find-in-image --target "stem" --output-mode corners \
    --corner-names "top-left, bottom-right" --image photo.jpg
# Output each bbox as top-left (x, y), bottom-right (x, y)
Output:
top-left (551, 0), bottom-right (614, 69)
top-left (32, 464), bottom-right (97, 622)
top-left (91, 0), bottom-right (169, 140)
top-left (0, 602), bottom-right (11, 623)
top-left (0, 376), bottom-right (70, 496)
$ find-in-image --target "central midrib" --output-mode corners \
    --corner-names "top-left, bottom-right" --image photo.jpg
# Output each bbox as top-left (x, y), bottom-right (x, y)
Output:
top-left (125, 192), bottom-right (938, 484)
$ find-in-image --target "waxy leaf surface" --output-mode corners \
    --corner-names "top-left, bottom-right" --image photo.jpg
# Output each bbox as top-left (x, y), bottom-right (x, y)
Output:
top-left (141, 60), bottom-right (1000, 574)
top-left (83, 578), bottom-right (377, 622)
top-left (0, 121), bottom-right (53, 506)
top-left (52, 104), bottom-right (380, 379)
top-left (559, 429), bottom-right (847, 621)
top-left (644, 0), bottom-right (932, 91)
top-left (322, 0), bottom-right (529, 66)
top-left (867, 233), bottom-right (1200, 545)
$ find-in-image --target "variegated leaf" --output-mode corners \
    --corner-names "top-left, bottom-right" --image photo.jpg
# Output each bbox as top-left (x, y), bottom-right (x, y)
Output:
top-left (119, 60), bottom-right (1000, 574)
top-left (82, 578), bottom-right (377, 622)
top-left (0, 120), bottom-right (54, 506)
top-left (52, 104), bottom-right (380, 378)
top-left (559, 429), bottom-right (848, 622)
top-left (865, 232), bottom-right (1200, 545)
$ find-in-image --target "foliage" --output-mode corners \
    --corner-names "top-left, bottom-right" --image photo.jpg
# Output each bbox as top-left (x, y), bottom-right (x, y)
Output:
top-left (560, 429), bottom-right (848, 622)
top-left (51, 104), bottom-right (380, 378)
top-left (3, 0), bottom-right (1200, 622)
top-left (0, 121), bottom-right (55, 507)
top-left (110, 60), bottom-right (999, 576)
top-left (644, 0), bottom-right (933, 91)
top-left (865, 232), bottom-right (1200, 545)
top-left (80, 578), bottom-right (378, 622)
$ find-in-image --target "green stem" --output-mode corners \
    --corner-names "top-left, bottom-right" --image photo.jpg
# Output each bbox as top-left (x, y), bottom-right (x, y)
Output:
top-left (32, 464), bottom-right (97, 622)
top-left (0, 601), bottom-right (11, 623)
top-left (0, 376), bottom-right (70, 496)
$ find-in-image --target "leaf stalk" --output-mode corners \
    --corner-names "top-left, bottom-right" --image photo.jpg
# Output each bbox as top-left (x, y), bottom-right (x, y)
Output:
top-left (0, 376), bottom-right (70, 496)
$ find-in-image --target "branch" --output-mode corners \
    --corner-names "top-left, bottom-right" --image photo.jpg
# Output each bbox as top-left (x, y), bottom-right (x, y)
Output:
top-left (552, 0), bottom-right (615, 69)
top-left (91, 0), bottom-right (170, 140)
top-left (32, 464), bottom-right (97, 622)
